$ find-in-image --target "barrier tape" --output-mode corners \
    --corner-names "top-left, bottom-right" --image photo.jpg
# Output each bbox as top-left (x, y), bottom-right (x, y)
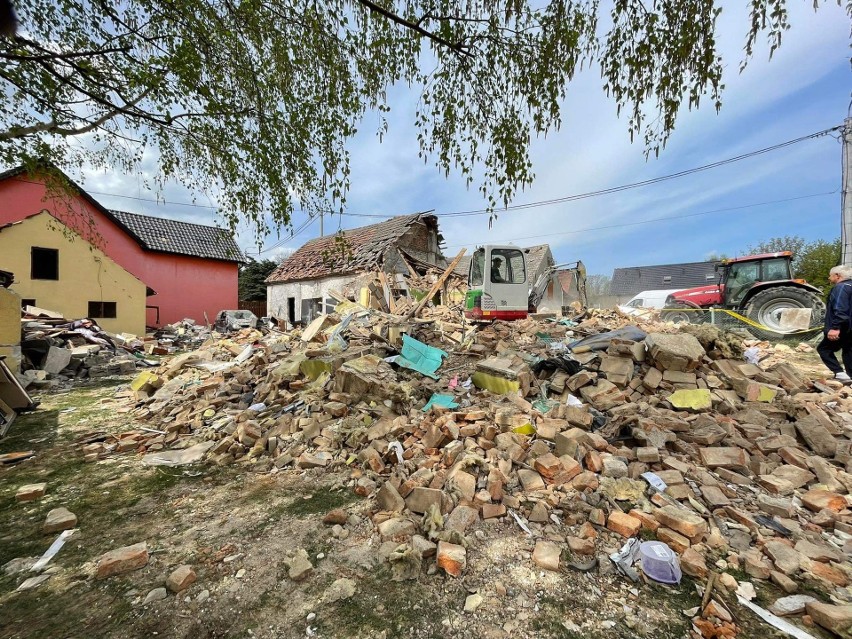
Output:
top-left (659, 306), bottom-right (821, 336)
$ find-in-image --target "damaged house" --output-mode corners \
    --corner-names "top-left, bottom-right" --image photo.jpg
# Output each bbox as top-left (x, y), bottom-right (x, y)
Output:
top-left (265, 213), bottom-right (444, 325)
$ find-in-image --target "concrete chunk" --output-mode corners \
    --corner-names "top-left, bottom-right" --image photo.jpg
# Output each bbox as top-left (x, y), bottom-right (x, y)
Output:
top-left (16, 483), bottom-right (46, 502)
top-left (405, 487), bottom-right (443, 514)
top-left (699, 447), bottom-right (749, 469)
top-left (42, 507), bottom-right (77, 534)
top-left (805, 601), bottom-right (852, 638)
top-left (532, 540), bottom-right (561, 571)
top-left (645, 333), bottom-right (705, 372)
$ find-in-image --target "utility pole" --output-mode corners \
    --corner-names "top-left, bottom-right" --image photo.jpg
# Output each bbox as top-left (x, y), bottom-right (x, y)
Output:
top-left (320, 211), bottom-right (324, 237)
top-left (842, 118), bottom-right (852, 265)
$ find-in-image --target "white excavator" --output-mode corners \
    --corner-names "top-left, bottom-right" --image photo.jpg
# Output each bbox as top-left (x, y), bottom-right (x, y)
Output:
top-left (463, 244), bottom-right (586, 321)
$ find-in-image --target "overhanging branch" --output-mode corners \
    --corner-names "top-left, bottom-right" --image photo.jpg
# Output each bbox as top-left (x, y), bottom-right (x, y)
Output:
top-left (354, 0), bottom-right (472, 56)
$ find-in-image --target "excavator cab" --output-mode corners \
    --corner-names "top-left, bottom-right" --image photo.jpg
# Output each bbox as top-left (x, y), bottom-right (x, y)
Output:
top-left (464, 245), bottom-right (588, 321)
top-left (464, 245), bottom-right (530, 321)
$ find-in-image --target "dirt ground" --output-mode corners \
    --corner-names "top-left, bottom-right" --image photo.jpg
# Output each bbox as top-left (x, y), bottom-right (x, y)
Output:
top-left (0, 349), bottom-right (835, 639)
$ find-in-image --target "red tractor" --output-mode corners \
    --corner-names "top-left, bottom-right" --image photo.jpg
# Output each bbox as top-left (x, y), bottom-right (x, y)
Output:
top-left (660, 252), bottom-right (825, 340)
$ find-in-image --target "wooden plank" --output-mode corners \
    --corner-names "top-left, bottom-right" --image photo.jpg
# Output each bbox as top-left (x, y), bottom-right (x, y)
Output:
top-left (378, 271), bottom-right (397, 314)
top-left (398, 253), bottom-right (419, 278)
top-left (405, 249), bottom-right (466, 319)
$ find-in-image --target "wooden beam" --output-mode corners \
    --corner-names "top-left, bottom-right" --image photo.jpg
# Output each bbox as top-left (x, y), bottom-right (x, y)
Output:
top-left (378, 271), bottom-right (397, 314)
top-left (405, 249), bottom-right (466, 319)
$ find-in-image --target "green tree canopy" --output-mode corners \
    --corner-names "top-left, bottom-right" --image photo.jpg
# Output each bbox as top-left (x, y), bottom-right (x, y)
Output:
top-left (238, 258), bottom-right (280, 301)
top-left (747, 236), bottom-right (807, 263)
top-left (0, 0), bottom-right (823, 237)
top-left (796, 238), bottom-right (841, 292)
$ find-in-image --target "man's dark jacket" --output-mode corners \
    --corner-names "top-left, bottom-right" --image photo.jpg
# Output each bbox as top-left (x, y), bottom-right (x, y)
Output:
top-left (825, 280), bottom-right (852, 331)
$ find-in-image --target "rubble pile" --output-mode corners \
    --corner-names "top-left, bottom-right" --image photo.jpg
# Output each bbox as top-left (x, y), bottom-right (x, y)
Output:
top-left (148, 318), bottom-right (214, 354)
top-left (19, 306), bottom-right (143, 387)
top-left (97, 301), bottom-right (852, 638)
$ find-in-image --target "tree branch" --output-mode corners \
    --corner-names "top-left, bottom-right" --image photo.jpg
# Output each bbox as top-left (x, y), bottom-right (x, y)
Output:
top-left (0, 84), bottom-right (156, 141)
top-left (353, 0), bottom-right (472, 56)
top-left (2, 38), bottom-right (131, 62)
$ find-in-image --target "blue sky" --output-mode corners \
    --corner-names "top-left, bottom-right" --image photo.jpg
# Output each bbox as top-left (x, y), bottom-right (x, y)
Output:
top-left (81, 0), bottom-right (850, 278)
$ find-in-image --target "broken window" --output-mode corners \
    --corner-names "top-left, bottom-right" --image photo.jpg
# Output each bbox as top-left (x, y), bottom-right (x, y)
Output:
top-left (88, 301), bottom-right (117, 318)
top-left (470, 249), bottom-right (485, 286)
top-left (31, 247), bottom-right (58, 280)
top-left (300, 298), bottom-right (322, 324)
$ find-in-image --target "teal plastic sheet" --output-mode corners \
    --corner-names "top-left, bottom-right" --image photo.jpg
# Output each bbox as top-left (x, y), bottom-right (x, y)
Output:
top-left (396, 334), bottom-right (448, 379)
top-left (422, 393), bottom-right (460, 412)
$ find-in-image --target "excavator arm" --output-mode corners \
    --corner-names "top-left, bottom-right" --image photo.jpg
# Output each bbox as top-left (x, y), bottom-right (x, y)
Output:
top-left (528, 260), bottom-right (587, 311)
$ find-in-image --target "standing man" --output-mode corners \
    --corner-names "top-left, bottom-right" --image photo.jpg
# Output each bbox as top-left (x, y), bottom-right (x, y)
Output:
top-left (817, 265), bottom-right (852, 383)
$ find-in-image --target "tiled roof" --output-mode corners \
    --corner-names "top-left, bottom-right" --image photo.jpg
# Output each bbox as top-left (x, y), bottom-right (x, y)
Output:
top-left (611, 260), bottom-right (718, 295)
top-left (523, 244), bottom-right (553, 280)
top-left (453, 255), bottom-right (472, 278)
top-left (266, 213), bottom-right (435, 284)
top-left (110, 210), bottom-right (245, 263)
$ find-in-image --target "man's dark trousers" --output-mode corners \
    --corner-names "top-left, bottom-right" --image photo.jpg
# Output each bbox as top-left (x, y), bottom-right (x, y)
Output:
top-left (817, 329), bottom-right (852, 375)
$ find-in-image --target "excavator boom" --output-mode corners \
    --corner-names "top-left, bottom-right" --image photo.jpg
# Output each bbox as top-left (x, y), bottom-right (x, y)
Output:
top-left (528, 261), bottom-right (587, 310)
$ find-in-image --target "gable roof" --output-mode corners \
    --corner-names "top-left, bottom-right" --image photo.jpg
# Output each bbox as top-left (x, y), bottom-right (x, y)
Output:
top-left (523, 244), bottom-right (554, 279)
top-left (266, 212), bottom-right (437, 284)
top-left (110, 210), bottom-right (245, 263)
top-left (0, 209), bottom-right (154, 292)
top-left (0, 164), bottom-right (244, 263)
top-left (611, 260), bottom-right (718, 296)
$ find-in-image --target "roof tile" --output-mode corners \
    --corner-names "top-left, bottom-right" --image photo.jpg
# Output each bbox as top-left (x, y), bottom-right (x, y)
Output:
top-left (110, 210), bottom-right (245, 263)
top-left (266, 213), bottom-right (434, 284)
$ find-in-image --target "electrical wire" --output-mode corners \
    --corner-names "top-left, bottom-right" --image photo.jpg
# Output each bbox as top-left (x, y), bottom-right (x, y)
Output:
top-left (443, 190), bottom-right (838, 249)
top-left (341, 125), bottom-right (842, 219)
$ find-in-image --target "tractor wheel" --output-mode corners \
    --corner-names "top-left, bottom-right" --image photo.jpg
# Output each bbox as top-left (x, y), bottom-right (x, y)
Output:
top-left (743, 286), bottom-right (826, 341)
top-left (660, 305), bottom-right (705, 325)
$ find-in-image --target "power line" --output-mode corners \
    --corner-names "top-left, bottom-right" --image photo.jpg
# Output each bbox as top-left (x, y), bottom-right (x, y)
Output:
top-left (343, 125), bottom-right (842, 219)
top-left (443, 191), bottom-right (838, 248)
top-left (250, 214), bottom-right (318, 255)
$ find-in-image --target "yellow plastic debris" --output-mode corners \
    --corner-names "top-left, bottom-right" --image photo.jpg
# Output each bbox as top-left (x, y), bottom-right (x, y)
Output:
top-left (668, 388), bottom-right (712, 411)
top-left (512, 423), bottom-right (536, 435)
top-left (471, 371), bottom-right (520, 394)
top-left (130, 371), bottom-right (162, 392)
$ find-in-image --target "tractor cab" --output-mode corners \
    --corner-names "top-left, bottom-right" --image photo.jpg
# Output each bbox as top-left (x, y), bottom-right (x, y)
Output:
top-left (719, 252), bottom-right (794, 306)
top-left (464, 245), bottom-right (530, 321)
top-left (663, 251), bottom-right (825, 340)
top-left (669, 252), bottom-right (798, 309)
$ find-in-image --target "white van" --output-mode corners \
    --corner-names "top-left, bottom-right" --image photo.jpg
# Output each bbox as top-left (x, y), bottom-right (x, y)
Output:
top-left (620, 289), bottom-right (684, 310)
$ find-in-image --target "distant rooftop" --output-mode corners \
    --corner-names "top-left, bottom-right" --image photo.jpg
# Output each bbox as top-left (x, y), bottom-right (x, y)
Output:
top-left (611, 260), bottom-right (718, 296)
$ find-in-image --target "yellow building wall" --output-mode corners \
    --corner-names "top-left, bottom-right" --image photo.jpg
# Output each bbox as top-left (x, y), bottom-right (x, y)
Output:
top-left (1, 211), bottom-right (147, 336)
top-left (0, 287), bottom-right (22, 371)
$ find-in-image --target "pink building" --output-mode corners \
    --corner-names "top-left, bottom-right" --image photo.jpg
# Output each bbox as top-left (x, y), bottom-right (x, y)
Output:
top-left (0, 166), bottom-right (244, 327)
